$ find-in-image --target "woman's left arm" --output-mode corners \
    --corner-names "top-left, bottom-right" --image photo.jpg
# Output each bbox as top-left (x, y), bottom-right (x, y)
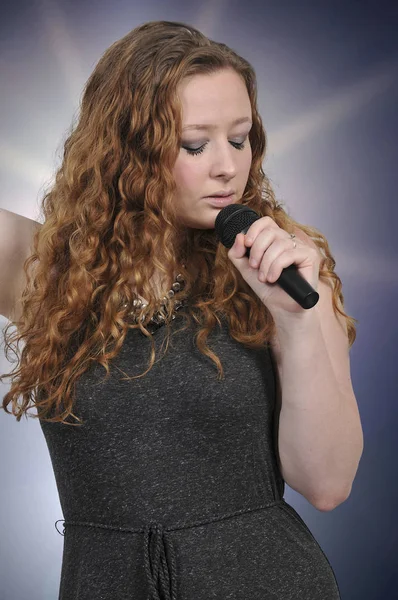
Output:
top-left (271, 275), bottom-right (364, 512)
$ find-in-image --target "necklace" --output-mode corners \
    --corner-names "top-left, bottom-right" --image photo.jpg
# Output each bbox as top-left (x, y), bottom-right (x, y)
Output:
top-left (122, 265), bottom-right (187, 334)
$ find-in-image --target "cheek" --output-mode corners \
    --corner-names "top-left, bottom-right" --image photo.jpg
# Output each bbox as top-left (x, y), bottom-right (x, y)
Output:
top-left (241, 150), bottom-right (252, 181)
top-left (173, 158), bottom-right (202, 191)
top-left (244, 145), bottom-right (252, 169)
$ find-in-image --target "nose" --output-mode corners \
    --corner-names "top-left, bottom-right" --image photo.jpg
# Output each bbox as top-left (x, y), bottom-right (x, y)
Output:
top-left (209, 143), bottom-right (238, 180)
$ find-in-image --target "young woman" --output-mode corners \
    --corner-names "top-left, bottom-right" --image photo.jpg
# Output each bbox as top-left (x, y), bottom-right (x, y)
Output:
top-left (1, 20), bottom-right (363, 600)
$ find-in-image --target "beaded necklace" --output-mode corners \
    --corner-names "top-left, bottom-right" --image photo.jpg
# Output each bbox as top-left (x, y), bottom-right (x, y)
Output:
top-left (122, 267), bottom-right (187, 334)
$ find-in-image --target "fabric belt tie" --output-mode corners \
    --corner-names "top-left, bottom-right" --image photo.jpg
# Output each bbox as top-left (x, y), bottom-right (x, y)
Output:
top-left (55, 499), bottom-right (286, 600)
top-left (143, 522), bottom-right (177, 600)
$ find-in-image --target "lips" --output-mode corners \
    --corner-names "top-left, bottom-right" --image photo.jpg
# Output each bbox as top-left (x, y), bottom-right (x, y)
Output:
top-left (206, 195), bottom-right (235, 207)
top-left (206, 190), bottom-right (235, 198)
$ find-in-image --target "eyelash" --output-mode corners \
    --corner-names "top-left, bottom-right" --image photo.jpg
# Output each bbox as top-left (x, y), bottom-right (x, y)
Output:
top-left (183, 140), bottom-right (247, 156)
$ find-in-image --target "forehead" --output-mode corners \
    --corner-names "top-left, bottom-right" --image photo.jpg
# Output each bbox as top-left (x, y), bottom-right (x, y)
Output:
top-left (178, 70), bottom-right (252, 128)
top-left (183, 117), bottom-right (252, 132)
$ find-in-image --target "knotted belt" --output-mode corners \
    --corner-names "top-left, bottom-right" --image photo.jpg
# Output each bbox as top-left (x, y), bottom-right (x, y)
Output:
top-left (143, 522), bottom-right (177, 600)
top-left (55, 499), bottom-right (286, 599)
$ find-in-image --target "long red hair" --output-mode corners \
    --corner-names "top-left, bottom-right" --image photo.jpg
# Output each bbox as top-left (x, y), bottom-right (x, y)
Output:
top-left (1, 20), bottom-right (357, 425)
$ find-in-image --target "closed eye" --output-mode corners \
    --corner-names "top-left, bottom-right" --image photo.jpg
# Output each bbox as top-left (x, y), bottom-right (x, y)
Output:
top-left (183, 140), bottom-right (247, 156)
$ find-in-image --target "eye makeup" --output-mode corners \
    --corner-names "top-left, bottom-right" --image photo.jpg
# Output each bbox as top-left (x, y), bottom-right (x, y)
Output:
top-left (182, 138), bottom-right (248, 156)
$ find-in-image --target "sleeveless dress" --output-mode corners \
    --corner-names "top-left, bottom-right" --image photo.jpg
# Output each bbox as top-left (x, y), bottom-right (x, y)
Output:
top-left (40, 309), bottom-right (341, 599)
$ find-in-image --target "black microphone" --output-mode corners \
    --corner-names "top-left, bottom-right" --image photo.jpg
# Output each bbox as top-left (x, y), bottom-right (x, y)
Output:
top-left (215, 204), bottom-right (319, 309)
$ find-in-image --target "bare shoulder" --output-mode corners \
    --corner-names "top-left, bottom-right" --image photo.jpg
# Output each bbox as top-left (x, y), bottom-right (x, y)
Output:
top-left (0, 209), bottom-right (42, 322)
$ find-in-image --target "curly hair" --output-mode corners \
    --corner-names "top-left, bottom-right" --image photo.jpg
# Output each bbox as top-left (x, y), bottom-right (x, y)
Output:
top-left (1, 20), bottom-right (357, 426)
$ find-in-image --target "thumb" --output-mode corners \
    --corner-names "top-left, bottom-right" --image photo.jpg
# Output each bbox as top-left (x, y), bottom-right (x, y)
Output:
top-left (228, 232), bottom-right (246, 259)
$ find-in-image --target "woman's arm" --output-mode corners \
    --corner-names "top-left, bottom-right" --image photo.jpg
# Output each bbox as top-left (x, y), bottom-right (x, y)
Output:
top-left (0, 209), bottom-right (41, 321)
top-left (271, 278), bottom-right (363, 511)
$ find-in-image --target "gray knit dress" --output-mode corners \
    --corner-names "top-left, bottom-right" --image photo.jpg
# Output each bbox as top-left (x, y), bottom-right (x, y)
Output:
top-left (40, 309), bottom-right (341, 599)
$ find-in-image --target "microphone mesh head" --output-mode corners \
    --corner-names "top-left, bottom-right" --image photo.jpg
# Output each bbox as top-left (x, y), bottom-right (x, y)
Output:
top-left (215, 204), bottom-right (260, 249)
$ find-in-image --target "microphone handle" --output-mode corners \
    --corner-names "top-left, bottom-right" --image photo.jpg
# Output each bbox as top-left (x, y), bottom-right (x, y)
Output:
top-left (242, 240), bottom-right (319, 310)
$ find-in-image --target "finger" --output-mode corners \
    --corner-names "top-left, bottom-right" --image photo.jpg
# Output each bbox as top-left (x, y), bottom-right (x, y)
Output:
top-left (229, 233), bottom-right (246, 258)
top-left (245, 216), bottom-right (277, 243)
top-left (266, 247), bottom-right (308, 282)
top-left (257, 237), bottom-right (297, 276)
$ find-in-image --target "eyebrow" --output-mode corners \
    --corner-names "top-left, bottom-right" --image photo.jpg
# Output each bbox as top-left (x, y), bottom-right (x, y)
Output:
top-left (182, 117), bottom-right (252, 131)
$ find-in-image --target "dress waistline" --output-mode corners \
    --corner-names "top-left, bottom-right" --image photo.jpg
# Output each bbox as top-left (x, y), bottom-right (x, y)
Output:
top-left (55, 499), bottom-right (286, 600)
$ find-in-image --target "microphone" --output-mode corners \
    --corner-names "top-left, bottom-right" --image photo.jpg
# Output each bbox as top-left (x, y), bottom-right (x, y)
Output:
top-left (215, 204), bottom-right (319, 310)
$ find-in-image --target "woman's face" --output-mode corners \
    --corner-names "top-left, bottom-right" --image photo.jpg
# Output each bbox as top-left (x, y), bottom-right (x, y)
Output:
top-left (172, 68), bottom-right (253, 230)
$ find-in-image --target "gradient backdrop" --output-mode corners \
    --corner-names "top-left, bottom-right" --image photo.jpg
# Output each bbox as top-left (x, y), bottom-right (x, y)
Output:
top-left (1, 1), bottom-right (397, 599)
